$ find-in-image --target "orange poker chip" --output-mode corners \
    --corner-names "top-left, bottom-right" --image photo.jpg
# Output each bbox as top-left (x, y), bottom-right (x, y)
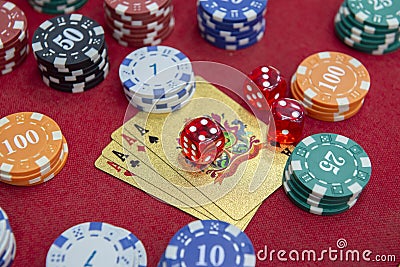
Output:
top-left (1, 136), bottom-right (68, 186)
top-left (290, 74), bottom-right (364, 122)
top-left (290, 74), bottom-right (363, 114)
top-left (295, 51), bottom-right (370, 109)
top-left (303, 100), bottom-right (364, 122)
top-left (0, 112), bottom-right (63, 177)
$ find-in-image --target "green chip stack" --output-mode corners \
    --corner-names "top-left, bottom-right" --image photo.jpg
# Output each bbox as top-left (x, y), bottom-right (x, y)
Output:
top-left (282, 133), bottom-right (372, 215)
top-left (28, 0), bottom-right (87, 14)
top-left (334, 0), bottom-right (400, 55)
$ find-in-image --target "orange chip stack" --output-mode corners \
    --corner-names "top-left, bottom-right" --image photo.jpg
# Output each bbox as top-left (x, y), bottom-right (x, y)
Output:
top-left (291, 51), bottom-right (370, 122)
top-left (0, 112), bottom-right (68, 186)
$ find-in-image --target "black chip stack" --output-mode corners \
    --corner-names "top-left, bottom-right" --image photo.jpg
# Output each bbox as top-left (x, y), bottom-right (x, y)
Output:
top-left (32, 14), bottom-right (109, 93)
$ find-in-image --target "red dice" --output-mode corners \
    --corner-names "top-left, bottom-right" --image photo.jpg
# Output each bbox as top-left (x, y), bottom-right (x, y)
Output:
top-left (179, 117), bottom-right (225, 165)
top-left (244, 66), bottom-right (287, 109)
top-left (268, 98), bottom-right (305, 145)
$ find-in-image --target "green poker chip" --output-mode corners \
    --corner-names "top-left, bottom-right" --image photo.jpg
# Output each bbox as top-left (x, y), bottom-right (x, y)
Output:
top-left (289, 133), bottom-right (372, 200)
top-left (339, 7), bottom-right (400, 40)
top-left (286, 163), bottom-right (360, 205)
top-left (346, 0), bottom-right (400, 30)
top-left (29, 0), bottom-right (87, 14)
top-left (335, 22), bottom-right (400, 54)
top-left (282, 160), bottom-right (359, 215)
top-left (341, 3), bottom-right (400, 34)
top-left (336, 18), bottom-right (397, 46)
top-left (283, 171), bottom-right (359, 216)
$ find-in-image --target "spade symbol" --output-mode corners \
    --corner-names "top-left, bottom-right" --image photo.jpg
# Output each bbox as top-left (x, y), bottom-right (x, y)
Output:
top-left (149, 136), bottom-right (159, 144)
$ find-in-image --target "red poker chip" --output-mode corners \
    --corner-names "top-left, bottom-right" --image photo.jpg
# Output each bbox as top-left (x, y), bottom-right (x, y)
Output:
top-left (105, 11), bottom-right (172, 33)
top-left (113, 16), bottom-right (174, 40)
top-left (0, 42), bottom-right (28, 63)
top-left (104, 0), bottom-right (169, 17)
top-left (0, 1), bottom-right (27, 49)
top-left (110, 18), bottom-right (172, 40)
top-left (113, 21), bottom-right (174, 47)
top-left (104, 4), bottom-right (172, 26)
top-left (0, 47), bottom-right (28, 73)
top-left (0, 36), bottom-right (28, 58)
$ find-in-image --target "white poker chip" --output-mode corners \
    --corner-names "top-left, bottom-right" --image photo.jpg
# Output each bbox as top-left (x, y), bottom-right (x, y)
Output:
top-left (127, 84), bottom-right (194, 114)
top-left (119, 45), bottom-right (193, 99)
top-left (114, 227), bottom-right (147, 267)
top-left (125, 74), bottom-right (195, 104)
top-left (46, 222), bottom-right (142, 267)
top-left (126, 81), bottom-right (196, 113)
top-left (0, 208), bottom-right (16, 266)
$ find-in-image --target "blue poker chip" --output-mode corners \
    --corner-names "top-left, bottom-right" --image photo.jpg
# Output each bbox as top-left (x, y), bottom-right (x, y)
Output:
top-left (46, 222), bottom-right (141, 267)
top-left (198, 15), bottom-right (264, 38)
top-left (199, 0), bottom-right (267, 23)
top-left (163, 220), bottom-right (256, 267)
top-left (119, 46), bottom-right (193, 99)
top-left (197, 6), bottom-right (265, 30)
top-left (199, 18), bottom-right (266, 41)
top-left (201, 21), bottom-right (265, 50)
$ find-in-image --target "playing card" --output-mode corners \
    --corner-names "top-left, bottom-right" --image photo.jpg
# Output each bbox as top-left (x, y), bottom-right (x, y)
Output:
top-left (116, 76), bottom-right (294, 220)
top-left (101, 140), bottom-right (215, 218)
top-left (95, 151), bottom-right (260, 230)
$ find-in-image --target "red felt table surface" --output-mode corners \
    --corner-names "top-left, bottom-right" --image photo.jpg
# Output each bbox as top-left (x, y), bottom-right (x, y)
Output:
top-left (1, 0), bottom-right (399, 266)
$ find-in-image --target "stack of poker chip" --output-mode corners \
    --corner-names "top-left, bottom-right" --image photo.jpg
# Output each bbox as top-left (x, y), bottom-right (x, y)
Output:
top-left (0, 208), bottom-right (16, 267)
top-left (104, 0), bottom-right (175, 47)
top-left (197, 0), bottom-right (267, 50)
top-left (119, 45), bottom-right (195, 113)
top-left (46, 222), bottom-right (147, 267)
top-left (0, 112), bottom-right (68, 187)
top-left (32, 14), bottom-right (109, 93)
top-left (28, 0), bottom-right (87, 14)
top-left (0, 1), bottom-right (29, 75)
top-left (291, 51), bottom-right (370, 122)
top-left (158, 220), bottom-right (256, 266)
top-left (334, 0), bottom-right (400, 55)
top-left (282, 133), bottom-right (372, 216)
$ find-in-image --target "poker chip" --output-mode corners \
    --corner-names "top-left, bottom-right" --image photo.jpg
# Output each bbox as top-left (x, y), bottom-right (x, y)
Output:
top-left (290, 51), bottom-right (370, 122)
top-left (28, 0), bottom-right (87, 14)
top-left (158, 220), bottom-right (256, 267)
top-left (119, 45), bottom-right (195, 113)
top-left (282, 133), bottom-right (371, 215)
top-left (46, 222), bottom-right (147, 267)
top-left (32, 15), bottom-right (109, 93)
top-left (0, 208), bottom-right (16, 267)
top-left (334, 1), bottom-right (400, 54)
top-left (104, 0), bottom-right (175, 47)
top-left (0, 1), bottom-right (29, 75)
top-left (0, 112), bottom-right (68, 186)
top-left (197, 0), bottom-right (268, 50)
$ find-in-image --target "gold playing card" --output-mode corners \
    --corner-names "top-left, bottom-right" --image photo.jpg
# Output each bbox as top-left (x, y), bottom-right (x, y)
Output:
top-left (95, 150), bottom-right (259, 230)
top-left (115, 76), bottom-right (294, 221)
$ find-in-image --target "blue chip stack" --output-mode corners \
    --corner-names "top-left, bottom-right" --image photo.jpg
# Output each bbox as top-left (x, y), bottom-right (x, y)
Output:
top-left (197, 0), bottom-right (268, 50)
top-left (158, 220), bottom-right (256, 267)
top-left (0, 208), bottom-right (16, 267)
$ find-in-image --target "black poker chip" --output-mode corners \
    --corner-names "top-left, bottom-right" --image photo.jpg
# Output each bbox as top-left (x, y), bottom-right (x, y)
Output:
top-left (41, 62), bottom-right (109, 93)
top-left (32, 15), bottom-right (109, 93)
top-left (32, 14), bottom-right (105, 69)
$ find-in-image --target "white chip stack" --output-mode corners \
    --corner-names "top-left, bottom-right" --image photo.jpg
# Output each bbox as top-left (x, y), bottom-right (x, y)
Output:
top-left (0, 208), bottom-right (16, 267)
